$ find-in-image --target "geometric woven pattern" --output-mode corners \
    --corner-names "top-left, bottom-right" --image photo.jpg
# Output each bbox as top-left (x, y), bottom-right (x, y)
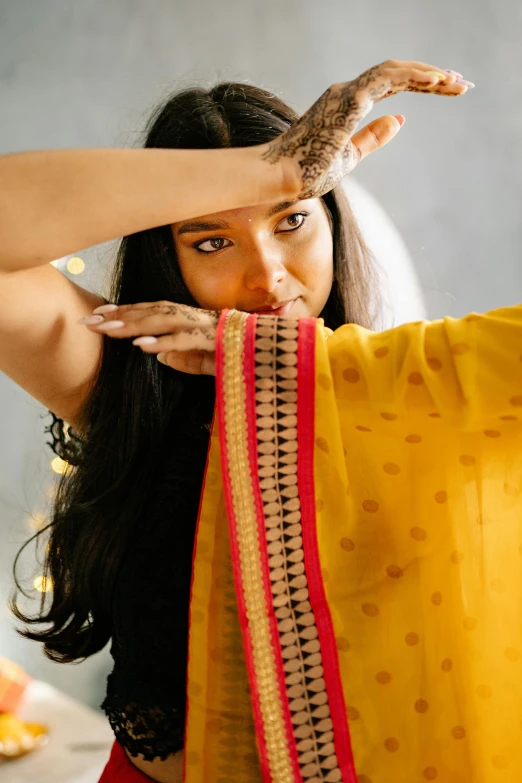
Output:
top-left (254, 316), bottom-right (342, 782)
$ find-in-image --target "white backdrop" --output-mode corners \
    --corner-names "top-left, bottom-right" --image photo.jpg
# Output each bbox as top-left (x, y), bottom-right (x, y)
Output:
top-left (1, 0), bottom-right (520, 714)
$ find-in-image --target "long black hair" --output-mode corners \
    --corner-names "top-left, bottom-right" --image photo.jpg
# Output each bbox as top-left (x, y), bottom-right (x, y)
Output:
top-left (9, 81), bottom-right (383, 662)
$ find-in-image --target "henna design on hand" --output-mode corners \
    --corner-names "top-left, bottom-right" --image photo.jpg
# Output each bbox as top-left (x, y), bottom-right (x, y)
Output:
top-left (185, 327), bottom-right (216, 342)
top-left (261, 60), bottom-right (466, 199)
top-left (150, 303), bottom-right (219, 325)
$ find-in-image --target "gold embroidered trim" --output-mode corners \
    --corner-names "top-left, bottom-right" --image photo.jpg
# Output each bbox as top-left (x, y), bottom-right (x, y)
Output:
top-left (222, 309), bottom-right (294, 782)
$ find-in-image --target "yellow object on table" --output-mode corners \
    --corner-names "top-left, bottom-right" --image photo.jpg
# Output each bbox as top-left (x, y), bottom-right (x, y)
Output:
top-left (0, 658), bottom-right (48, 760)
top-left (0, 656), bottom-right (30, 713)
top-left (0, 712), bottom-right (48, 759)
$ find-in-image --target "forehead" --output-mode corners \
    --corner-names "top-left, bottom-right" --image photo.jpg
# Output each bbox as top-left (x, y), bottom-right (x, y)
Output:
top-left (173, 199), bottom-right (319, 235)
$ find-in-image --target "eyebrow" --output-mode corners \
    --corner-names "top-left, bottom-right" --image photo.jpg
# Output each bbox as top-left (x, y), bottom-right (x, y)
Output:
top-left (176, 200), bottom-right (299, 235)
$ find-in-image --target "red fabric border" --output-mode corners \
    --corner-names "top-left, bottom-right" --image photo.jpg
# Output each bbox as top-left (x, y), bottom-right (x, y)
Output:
top-left (297, 318), bottom-right (358, 782)
top-left (215, 310), bottom-right (272, 781)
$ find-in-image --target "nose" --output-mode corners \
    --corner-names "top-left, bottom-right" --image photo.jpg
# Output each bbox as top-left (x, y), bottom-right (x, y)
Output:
top-left (244, 242), bottom-right (286, 293)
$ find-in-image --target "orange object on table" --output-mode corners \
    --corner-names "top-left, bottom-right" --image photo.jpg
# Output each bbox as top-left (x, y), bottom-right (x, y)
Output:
top-left (0, 657), bottom-right (31, 714)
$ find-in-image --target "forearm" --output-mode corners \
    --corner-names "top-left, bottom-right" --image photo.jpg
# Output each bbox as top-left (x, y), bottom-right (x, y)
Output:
top-left (0, 146), bottom-right (294, 273)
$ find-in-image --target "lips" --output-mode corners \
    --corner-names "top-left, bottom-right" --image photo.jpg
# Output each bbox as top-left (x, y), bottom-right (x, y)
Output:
top-left (249, 299), bottom-right (296, 316)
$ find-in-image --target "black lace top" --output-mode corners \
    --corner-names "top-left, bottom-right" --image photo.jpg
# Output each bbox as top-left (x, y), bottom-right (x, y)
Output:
top-left (44, 409), bottom-right (211, 762)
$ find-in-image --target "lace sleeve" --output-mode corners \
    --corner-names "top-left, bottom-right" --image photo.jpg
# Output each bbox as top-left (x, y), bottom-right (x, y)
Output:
top-left (100, 688), bottom-right (186, 761)
top-left (43, 411), bottom-right (85, 467)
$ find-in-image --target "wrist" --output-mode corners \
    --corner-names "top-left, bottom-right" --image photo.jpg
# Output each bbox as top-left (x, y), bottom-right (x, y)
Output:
top-left (278, 152), bottom-right (302, 201)
top-left (245, 142), bottom-right (301, 204)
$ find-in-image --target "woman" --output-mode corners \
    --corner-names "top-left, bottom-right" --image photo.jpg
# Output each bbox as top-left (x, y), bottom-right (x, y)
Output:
top-left (5, 59), bottom-right (519, 783)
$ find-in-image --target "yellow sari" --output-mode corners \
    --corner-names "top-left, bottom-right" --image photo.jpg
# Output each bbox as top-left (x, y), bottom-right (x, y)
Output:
top-left (183, 304), bottom-right (522, 783)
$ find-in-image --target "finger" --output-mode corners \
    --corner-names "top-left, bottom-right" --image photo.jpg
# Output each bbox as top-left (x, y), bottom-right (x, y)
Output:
top-left (158, 350), bottom-right (216, 376)
top-left (86, 310), bottom-right (218, 338)
top-left (141, 305), bottom-right (219, 327)
top-left (418, 80), bottom-right (470, 96)
top-left (380, 60), bottom-right (463, 84)
top-left (370, 66), bottom-right (470, 104)
top-left (381, 66), bottom-right (452, 92)
top-left (395, 61), bottom-right (462, 80)
top-left (93, 301), bottom-right (162, 316)
top-left (350, 115), bottom-right (403, 163)
top-left (407, 67), bottom-right (470, 94)
top-left (133, 327), bottom-right (216, 353)
top-left (92, 301), bottom-right (219, 326)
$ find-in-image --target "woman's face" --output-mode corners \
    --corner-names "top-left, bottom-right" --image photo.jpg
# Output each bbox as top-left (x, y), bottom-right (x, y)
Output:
top-left (171, 198), bottom-right (334, 318)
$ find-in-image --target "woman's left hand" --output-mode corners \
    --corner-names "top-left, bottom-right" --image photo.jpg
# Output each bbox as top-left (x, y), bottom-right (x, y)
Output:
top-left (79, 300), bottom-right (220, 376)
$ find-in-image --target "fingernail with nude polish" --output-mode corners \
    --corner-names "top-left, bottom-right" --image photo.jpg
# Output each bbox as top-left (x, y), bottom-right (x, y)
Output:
top-left (157, 353), bottom-right (168, 365)
top-left (133, 336), bottom-right (158, 346)
top-left (457, 79), bottom-right (475, 88)
top-left (95, 320), bottom-right (126, 330)
top-left (77, 315), bottom-right (104, 324)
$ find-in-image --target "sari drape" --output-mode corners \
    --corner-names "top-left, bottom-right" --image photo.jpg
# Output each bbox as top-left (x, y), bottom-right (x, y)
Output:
top-left (183, 305), bottom-right (522, 783)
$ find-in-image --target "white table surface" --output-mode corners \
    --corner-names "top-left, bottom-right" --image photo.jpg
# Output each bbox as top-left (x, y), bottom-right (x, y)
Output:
top-left (0, 680), bottom-right (115, 783)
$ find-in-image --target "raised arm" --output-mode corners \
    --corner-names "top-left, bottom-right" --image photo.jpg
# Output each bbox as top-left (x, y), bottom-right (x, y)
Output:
top-left (0, 146), bottom-right (288, 273)
top-left (0, 58), bottom-right (472, 274)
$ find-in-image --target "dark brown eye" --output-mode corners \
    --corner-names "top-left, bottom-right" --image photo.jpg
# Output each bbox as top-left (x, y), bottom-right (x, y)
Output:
top-left (278, 212), bottom-right (307, 231)
top-left (194, 237), bottom-right (232, 253)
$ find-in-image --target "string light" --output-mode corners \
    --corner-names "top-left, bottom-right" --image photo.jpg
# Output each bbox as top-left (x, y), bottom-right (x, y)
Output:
top-left (66, 257), bottom-right (85, 275)
top-left (50, 456), bottom-right (69, 475)
top-left (28, 513), bottom-right (47, 532)
top-left (50, 255), bottom-right (85, 274)
top-left (33, 576), bottom-right (53, 593)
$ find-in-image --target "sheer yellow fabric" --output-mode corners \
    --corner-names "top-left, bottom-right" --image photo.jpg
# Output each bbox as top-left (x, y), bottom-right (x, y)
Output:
top-left (184, 303), bottom-right (522, 783)
top-left (181, 438), bottom-right (260, 782)
top-left (315, 304), bottom-right (522, 781)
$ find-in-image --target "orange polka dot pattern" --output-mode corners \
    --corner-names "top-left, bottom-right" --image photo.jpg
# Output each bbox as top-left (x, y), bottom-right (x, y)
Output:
top-left (183, 305), bottom-right (522, 782)
top-left (312, 305), bottom-right (522, 781)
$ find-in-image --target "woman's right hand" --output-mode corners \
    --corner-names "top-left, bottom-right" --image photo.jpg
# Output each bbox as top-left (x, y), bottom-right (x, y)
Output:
top-left (263, 59), bottom-right (474, 200)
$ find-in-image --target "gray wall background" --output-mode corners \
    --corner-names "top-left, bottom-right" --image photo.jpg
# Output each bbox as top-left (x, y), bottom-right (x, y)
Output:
top-left (1, 0), bottom-right (521, 713)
